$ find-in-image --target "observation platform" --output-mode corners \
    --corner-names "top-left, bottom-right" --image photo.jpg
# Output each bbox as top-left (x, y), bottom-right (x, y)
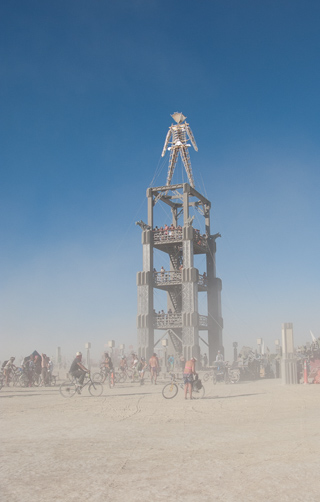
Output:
top-left (153, 271), bottom-right (208, 291)
top-left (153, 228), bottom-right (209, 254)
top-left (153, 313), bottom-right (208, 330)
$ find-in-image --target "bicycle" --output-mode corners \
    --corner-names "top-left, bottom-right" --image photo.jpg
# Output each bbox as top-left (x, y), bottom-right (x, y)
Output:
top-left (162, 373), bottom-right (205, 399)
top-left (0, 367), bottom-right (22, 387)
top-left (19, 370), bottom-right (41, 387)
top-left (40, 371), bottom-right (57, 386)
top-left (203, 364), bottom-right (240, 384)
top-left (92, 367), bottom-right (120, 388)
top-left (59, 372), bottom-right (103, 398)
top-left (116, 366), bottom-right (141, 384)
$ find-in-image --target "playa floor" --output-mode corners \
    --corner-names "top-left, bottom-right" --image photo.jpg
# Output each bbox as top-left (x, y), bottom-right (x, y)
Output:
top-left (1, 377), bottom-right (319, 502)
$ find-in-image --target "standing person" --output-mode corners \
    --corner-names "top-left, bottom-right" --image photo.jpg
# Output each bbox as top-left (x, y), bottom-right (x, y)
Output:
top-left (131, 354), bottom-right (139, 381)
top-left (23, 355), bottom-right (35, 386)
top-left (149, 353), bottom-right (159, 384)
top-left (41, 354), bottom-right (49, 386)
top-left (215, 350), bottom-right (224, 362)
top-left (168, 354), bottom-right (174, 371)
top-left (180, 354), bottom-right (185, 371)
top-left (69, 352), bottom-right (89, 387)
top-left (137, 357), bottom-right (147, 385)
top-left (183, 357), bottom-right (197, 400)
top-left (103, 353), bottom-right (115, 387)
top-left (203, 353), bottom-right (208, 369)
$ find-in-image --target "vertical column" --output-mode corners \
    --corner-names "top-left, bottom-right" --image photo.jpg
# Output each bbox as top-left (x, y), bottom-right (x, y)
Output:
top-left (137, 189), bottom-right (154, 360)
top-left (207, 236), bottom-right (223, 365)
top-left (281, 323), bottom-right (297, 384)
top-left (181, 184), bottom-right (200, 360)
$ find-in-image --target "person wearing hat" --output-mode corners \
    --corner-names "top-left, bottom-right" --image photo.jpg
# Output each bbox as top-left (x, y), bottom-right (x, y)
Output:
top-left (69, 352), bottom-right (89, 387)
top-left (183, 357), bottom-right (197, 399)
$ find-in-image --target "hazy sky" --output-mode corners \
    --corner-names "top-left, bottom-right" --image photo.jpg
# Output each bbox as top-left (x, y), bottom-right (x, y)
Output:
top-left (1, 0), bottom-right (319, 361)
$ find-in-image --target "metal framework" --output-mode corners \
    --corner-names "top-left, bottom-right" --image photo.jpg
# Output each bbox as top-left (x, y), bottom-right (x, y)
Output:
top-left (137, 114), bottom-right (223, 364)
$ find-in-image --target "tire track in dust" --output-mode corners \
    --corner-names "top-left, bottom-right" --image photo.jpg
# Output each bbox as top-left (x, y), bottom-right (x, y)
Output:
top-left (114, 395), bottom-right (145, 422)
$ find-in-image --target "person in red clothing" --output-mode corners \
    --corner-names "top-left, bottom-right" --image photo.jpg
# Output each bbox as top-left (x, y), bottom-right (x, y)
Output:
top-left (183, 357), bottom-right (197, 400)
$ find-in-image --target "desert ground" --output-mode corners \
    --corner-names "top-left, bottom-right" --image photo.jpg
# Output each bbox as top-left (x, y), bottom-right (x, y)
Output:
top-left (1, 375), bottom-right (320, 502)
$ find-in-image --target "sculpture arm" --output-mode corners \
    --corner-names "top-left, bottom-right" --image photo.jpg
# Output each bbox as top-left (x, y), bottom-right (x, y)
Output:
top-left (161, 128), bottom-right (172, 157)
top-left (186, 124), bottom-right (198, 152)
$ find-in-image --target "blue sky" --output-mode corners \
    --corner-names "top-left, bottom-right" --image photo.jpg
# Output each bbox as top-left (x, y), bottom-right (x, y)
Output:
top-left (1, 0), bottom-right (319, 362)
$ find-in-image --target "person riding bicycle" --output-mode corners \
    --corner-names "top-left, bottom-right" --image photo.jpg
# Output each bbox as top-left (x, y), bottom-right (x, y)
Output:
top-left (183, 357), bottom-right (197, 400)
top-left (119, 355), bottom-right (127, 372)
top-left (3, 357), bottom-right (17, 386)
top-left (102, 353), bottom-right (115, 386)
top-left (69, 352), bottom-right (88, 387)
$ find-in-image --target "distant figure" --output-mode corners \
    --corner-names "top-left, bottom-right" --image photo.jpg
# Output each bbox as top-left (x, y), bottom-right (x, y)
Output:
top-left (183, 357), bottom-right (197, 400)
top-left (137, 357), bottom-right (148, 384)
top-left (103, 352), bottom-right (114, 386)
top-left (203, 353), bottom-right (208, 369)
top-left (41, 354), bottom-right (49, 386)
top-left (168, 354), bottom-right (174, 371)
top-left (215, 350), bottom-right (224, 362)
top-left (149, 353), bottom-right (159, 385)
top-left (180, 354), bottom-right (185, 371)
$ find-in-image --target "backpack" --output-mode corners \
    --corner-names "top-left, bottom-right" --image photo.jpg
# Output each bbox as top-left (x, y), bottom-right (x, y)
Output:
top-left (193, 377), bottom-right (202, 390)
top-left (1, 360), bottom-right (8, 369)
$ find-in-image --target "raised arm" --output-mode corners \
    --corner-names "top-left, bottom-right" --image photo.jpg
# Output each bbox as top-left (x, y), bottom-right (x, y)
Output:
top-left (161, 128), bottom-right (172, 157)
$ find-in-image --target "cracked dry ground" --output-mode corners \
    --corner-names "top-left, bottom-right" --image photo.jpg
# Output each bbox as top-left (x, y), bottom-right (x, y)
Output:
top-left (1, 379), bottom-right (320, 502)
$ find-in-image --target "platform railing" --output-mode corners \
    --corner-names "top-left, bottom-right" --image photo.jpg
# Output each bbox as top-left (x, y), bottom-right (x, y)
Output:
top-left (154, 270), bottom-right (182, 286)
top-left (153, 313), bottom-right (182, 328)
top-left (153, 228), bottom-right (209, 250)
top-left (153, 313), bottom-right (208, 329)
top-left (154, 271), bottom-right (208, 288)
top-left (153, 228), bottom-right (183, 243)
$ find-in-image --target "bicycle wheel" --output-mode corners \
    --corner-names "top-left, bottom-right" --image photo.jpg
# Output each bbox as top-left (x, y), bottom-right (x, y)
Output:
top-left (203, 372), bottom-right (210, 382)
top-left (11, 373), bottom-right (19, 386)
top-left (229, 369), bottom-right (240, 384)
top-left (92, 372), bottom-right (103, 382)
top-left (192, 385), bottom-right (205, 400)
top-left (59, 381), bottom-right (76, 398)
top-left (33, 373), bottom-right (41, 387)
top-left (50, 375), bottom-right (57, 386)
top-left (19, 373), bottom-right (29, 387)
top-left (89, 381), bottom-right (103, 397)
top-left (117, 371), bottom-right (126, 383)
top-left (162, 382), bottom-right (178, 399)
top-left (114, 372), bottom-right (121, 384)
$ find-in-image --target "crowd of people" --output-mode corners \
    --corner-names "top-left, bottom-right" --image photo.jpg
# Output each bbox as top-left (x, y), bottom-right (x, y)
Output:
top-left (0, 351), bottom-right (55, 387)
